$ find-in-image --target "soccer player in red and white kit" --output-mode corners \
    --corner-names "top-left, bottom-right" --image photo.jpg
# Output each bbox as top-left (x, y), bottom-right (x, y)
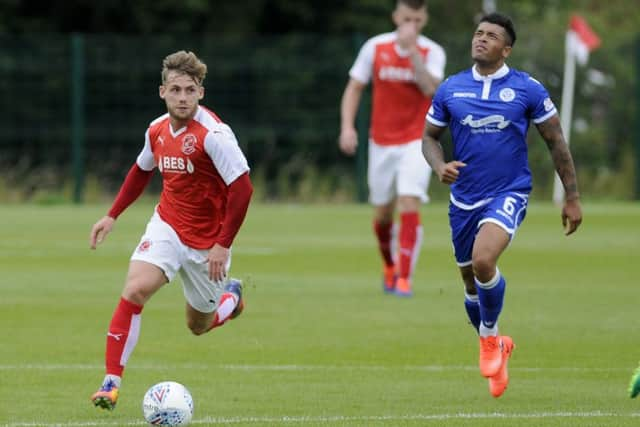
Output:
top-left (89, 51), bottom-right (253, 410)
top-left (339, 0), bottom-right (445, 296)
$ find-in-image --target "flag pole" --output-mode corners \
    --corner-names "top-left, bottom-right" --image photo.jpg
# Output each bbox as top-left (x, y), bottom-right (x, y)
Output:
top-left (552, 31), bottom-right (577, 205)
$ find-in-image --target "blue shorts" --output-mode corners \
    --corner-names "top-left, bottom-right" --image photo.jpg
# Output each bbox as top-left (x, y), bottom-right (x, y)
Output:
top-left (449, 192), bottom-right (529, 266)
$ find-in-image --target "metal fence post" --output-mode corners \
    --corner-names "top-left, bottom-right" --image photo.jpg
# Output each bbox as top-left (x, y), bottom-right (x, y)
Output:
top-left (636, 35), bottom-right (640, 200)
top-left (353, 33), bottom-right (369, 203)
top-left (70, 33), bottom-right (85, 203)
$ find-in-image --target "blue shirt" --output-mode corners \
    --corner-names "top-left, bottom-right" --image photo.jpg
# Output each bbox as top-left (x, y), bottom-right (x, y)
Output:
top-left (427, 64), bottom-right (557, 207)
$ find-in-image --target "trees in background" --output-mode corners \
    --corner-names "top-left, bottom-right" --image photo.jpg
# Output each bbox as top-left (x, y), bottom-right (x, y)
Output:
top-left (0, 0), bottom-right (636, 200)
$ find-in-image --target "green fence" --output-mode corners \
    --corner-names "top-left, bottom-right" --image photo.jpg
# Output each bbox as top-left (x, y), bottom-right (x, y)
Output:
top-left (0, 32), bottom-right (635, 202)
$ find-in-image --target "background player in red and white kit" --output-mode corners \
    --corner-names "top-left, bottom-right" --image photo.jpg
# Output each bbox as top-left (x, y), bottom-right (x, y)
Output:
top-left (339, 0), bottom-right (446, 296)
top-left (89, 51), bottom-right (253, 410)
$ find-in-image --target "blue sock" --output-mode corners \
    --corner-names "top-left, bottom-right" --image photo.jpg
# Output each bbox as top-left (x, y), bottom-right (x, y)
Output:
top-left (464, 292), bottom-right (481, 332)
top-left (476, 270), bottom-right (506, 329)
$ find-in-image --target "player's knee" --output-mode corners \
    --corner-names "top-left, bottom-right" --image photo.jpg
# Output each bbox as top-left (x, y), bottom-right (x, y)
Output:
top-left (122, 287), bottom-right (148, 306)
top-left (187, 320), bottom-right (208, 336)
top-left (471, 254), bottom-right (495, 281)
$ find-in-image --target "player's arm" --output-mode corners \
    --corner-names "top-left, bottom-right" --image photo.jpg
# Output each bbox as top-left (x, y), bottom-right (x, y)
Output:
top-left (215, 172), bottom-right (253, 249)
top-left (207, 172), bottom-right (253, 282)
top-left (422, 122), bottom-right (466, 185)
top-left (397, 23), bottom-right (442, 96)
top-left (339, 78), bottom-right (366, 156)
top-left (89, 163), bottom-right (154, 249)
top-left (205, 128), bottom-right (253, 281)
top-left (535, 115), bottom-right (583, 235)
top-left (409, 52), bottom-right (441, 96)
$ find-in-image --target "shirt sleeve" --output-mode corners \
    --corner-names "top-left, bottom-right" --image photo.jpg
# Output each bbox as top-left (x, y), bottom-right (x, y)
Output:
top-left (204, 124), bottom-right (250, 186)
top-left (527, 76), bottom-right (558, 124)
top-left (107, 164), bottom-right (154, 219)
top-left (349, 37), bottom-right (375, 84)
top-left (135, 129), bottom-right (157, 171)
top-left (426, 78), bottom-right (450, 127)
top-left (425, 42), bottom-right (446, 81)
top-left (214, 172), bottom-right (253, 248)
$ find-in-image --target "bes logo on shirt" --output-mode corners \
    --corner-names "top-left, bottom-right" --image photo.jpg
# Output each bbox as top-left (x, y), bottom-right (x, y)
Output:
top-left (158, 155), bottom-right (195, 174)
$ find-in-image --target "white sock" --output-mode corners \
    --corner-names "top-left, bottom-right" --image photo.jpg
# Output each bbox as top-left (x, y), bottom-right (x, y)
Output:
top-left (215, 293), bottom-right (238, 324)
top-left (479, 323), bottom-right (498, 338)
top-left (103, 374), bottom-right (121, 388)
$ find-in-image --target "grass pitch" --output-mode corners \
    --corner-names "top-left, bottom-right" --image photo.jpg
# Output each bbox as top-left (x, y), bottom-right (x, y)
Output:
top-left (0, 201), bottom-right (639, 426)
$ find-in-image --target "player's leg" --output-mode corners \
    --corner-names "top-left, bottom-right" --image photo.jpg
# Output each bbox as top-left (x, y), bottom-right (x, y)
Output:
top-left (184, 279), bottom-right (243, 334)
top-left (368, 141), bottom-right (399, 292)
top-left (179, 248), bottom-right (242, 335)
top-left (373, 202), bottom-right (397, 293)
top-left (474, 194), bottom-right (527, 395)
top-left (449, 203), bottom-right (482, 332)
top-left (459, 265), bottom-right (480, 332)
top-left (92, 260), bottom-right (168, 410)
top-left (457, 236), bottom-right (514, 396)
top-left (473, 193), bottom-right (527, 340)
top-left (92, 212), bottom-right (179, 410)
top-left (395, 195), bottom-right (422, 296)
top-left (472, 222), bottom-right (510, 337)
top-left (394, 140), bottom-right (430, 296)
top-left (473, 222), bottom-right (510, 378)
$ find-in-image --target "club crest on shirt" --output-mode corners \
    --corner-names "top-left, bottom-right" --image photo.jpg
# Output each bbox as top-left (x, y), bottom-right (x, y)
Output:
top-left (182, 134), bottom-right (197, 155)
top-left (137, 239), bottom-right (152, 253)
top-left (544, 97), bottom-right (555, 112)
top-left (499, 88), bottom-right (516, 102)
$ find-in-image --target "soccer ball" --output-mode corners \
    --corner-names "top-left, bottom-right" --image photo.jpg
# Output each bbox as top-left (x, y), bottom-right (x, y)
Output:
top-left (142, 381), bottom-right (194, 426)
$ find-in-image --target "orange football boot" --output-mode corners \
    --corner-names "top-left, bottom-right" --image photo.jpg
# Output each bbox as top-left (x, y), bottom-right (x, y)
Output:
top-left (394, 277), bottom-right (413, 297)
top-left (91, 380), bottom-right (119, 410)
top-left (479, 335), bottom-right (502, 377)
top-left (382, 264), bottom-right (397, 293)
top-left (489, 336), bottom-right (515, 398)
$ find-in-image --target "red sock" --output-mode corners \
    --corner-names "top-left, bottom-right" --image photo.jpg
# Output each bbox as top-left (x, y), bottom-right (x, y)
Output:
top-left (373, 220), bottom-right (394, 267)
top-left (105, 297), bottom-right (143, 377)
top-left (398, 212), bottom-right (422, 280)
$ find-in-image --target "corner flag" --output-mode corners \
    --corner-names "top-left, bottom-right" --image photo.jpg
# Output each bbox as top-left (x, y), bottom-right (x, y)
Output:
top-left (552, 14), bottom-right (601, 204)
top-left (567, 15), bottom-right (602, 65)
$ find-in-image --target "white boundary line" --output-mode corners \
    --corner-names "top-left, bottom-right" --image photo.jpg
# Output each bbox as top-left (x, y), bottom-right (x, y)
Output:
top-left (0, 363), bottom-right (630, 372)
top-left (4, 411), bottom-right (640, 427)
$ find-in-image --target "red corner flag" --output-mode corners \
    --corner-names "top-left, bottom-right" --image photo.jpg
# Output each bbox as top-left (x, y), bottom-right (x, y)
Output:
top-left (553, 14), bottom-right (601, 204)
top-left (567, 15), bottom-right (601, 65)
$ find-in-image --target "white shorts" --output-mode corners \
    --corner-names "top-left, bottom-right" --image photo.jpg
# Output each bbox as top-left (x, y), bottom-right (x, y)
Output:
top-left (130, 211), bottom-right (230, 314)
top-left (367, 139), bottom-right (432, 206)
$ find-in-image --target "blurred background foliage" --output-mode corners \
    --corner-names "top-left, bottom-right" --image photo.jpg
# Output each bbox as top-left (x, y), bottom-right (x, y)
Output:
top-left (0, 0), bottom-right (637, 203)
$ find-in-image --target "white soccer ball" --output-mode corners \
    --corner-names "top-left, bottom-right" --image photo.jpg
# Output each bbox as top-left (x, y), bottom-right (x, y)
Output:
top-left (142, 381), bottom-right (194, 426)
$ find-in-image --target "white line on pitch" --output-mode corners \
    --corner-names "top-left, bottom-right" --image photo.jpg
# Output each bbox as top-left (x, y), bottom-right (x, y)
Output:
top-left (4, 411), bottom-right (640, 427)
top-left (0, 363), bottom-right (629, 372)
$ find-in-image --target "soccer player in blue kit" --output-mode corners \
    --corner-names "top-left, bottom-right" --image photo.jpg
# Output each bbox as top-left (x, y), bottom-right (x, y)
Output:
top-left (422, 13), bottom-right (582, 398)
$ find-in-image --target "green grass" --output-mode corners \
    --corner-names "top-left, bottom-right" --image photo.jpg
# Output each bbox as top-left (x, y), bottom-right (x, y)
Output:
top-left (0, 201), bottom-right (639, 426)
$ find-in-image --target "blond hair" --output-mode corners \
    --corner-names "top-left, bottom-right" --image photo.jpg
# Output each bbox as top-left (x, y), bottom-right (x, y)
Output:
top-left (161, 51), bottom-right (207, 85)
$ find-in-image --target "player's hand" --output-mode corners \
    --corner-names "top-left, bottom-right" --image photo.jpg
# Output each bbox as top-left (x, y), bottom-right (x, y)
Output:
top-left (396, 21), bottom-right (418, 52)
top-left (339, 127), bottom-right (358, 156)
top-left (436, 161), bottom-right (466, 185)
top-left (562, 198), bottom-right (582, 236)
top-left (207, 244), bottom-right (230, 282)
top-left (89, 216), bottom-right (115, 249)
